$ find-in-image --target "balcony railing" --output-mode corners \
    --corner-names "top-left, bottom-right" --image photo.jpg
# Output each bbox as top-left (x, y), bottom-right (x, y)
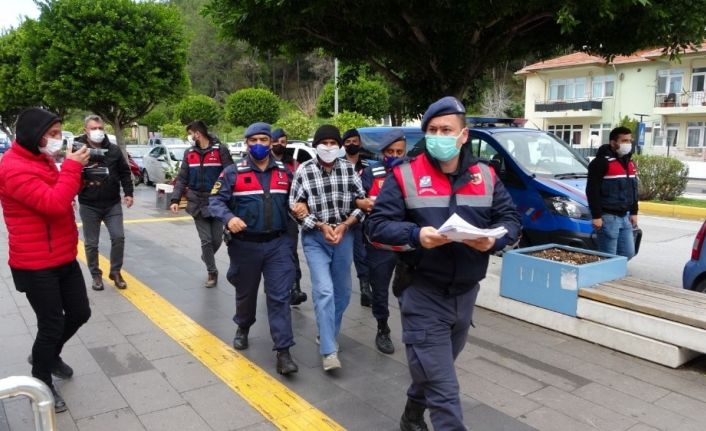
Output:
top-left (535, 100), bottom-right (603, 112)
top-left (654, 92), bottom-right (706, 107)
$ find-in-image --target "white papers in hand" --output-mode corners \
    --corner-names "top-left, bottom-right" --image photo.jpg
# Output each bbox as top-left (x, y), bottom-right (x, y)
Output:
top-left (437, 213), bottom-right (508, 242)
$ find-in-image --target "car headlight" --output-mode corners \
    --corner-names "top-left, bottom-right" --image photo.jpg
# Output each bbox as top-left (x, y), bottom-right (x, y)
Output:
top-left (543, 196), bottom-right (591, 220)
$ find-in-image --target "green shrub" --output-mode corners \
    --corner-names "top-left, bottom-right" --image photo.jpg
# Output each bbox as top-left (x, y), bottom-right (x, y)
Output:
top-left (159, 121), bottom-right (186, 138)
top-left (633, 154), bottom-right (688, 201)
top-left (224, 88), bottom-right (281, 126)
top-left (174, 94), bottom-right (222, 126)
top-left (140, 109), bottom-right (170, 132)
top-left (316, 77), bottom-right (390, 119)
top-left (275, 111), bottom-right (314, 141)
top-left (331, 111), bottom-right (376, 132)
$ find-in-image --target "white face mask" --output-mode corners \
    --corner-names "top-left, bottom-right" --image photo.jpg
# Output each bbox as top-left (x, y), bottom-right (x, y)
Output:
top-left (316, 145), bottom-right (339, 163)
top-left (40, 137), bottom-right (63, 157)
top-left (89, 130), bottom-right (105, 143)
top-left (617, 143), bottom-right (632, 156)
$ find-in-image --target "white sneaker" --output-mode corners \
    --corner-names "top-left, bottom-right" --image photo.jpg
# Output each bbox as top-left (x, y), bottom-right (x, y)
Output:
top-left (322, 352), bottom-right (341, 371)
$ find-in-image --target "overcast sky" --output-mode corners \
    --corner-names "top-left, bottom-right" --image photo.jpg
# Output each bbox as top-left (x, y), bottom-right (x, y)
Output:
top-left (0, 0), bottom-right (40, 32)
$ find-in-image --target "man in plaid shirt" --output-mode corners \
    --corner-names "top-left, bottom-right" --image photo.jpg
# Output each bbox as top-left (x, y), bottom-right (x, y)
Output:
top-left (289, 125), bottom-right (366, 372)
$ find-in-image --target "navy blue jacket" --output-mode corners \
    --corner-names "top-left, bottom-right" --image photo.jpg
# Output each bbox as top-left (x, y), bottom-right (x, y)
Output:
top-left (209, 157), bottom-right (290, 234)
top-left (367, 150), bottom-right (521, 295)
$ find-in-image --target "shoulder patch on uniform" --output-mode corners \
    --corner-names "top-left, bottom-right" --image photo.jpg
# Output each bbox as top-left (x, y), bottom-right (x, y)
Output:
top-left (371, 166), bottom-right (386, 177)
top-left (237, 161), bottom-right (251, 172)
top-left (210, 180), bottom-right (222, 195)
top-left (274, 160), bottom-right (286, 170)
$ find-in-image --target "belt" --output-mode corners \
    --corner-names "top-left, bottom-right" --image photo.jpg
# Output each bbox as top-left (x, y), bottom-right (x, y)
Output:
top-left (235, 231), bottom-right (285, 243)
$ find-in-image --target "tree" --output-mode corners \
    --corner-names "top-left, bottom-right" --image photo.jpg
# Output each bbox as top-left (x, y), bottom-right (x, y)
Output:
top-left (331, 111), bottom-right (376, 132)
top-left (25, 0), bottom-right (189, 149)
top-left (274, 110), bottom-right (314, 140)
top-left (206, 0), bottom-right (706, 111)
top-left (224, 88), bottom-right (280, 126)
top-left (174, 94), bottom-right (222, 126)
top-left (0, 23), bottom-right (43, 137)
top-left (317, 77), bottom-right (389, 119)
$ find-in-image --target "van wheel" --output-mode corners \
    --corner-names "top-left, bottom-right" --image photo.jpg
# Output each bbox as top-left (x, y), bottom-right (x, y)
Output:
top-left (518, 233), bottom-right (531, 248)
top-left (693, 279), bottom-right (706, 293)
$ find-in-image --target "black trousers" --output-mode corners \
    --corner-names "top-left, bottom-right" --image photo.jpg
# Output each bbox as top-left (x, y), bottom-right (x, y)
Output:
top-left (11, 260), bottom-right (91, 387)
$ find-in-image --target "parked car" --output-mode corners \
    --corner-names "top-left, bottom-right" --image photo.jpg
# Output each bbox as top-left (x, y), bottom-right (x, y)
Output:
top-left (228, 141), bottom-right (246, 156)
top-left (147, 137), bottom-right (186, 147)
top-left (358, 117), bottom-right (602, 251)
top-left (142, 143), bottom-right (189, 185)
top-left (127, 153), bottom-right (142, 185)
top-left (126, 144), bottom-right (150, 172)
top-left (0, 134), bottom-right (10, 154)
top-left (683, 220), bottom-right (706, 292)
top-left (61, 131), bottom-right (75, 148)
top-left (284, 141), bottom-right (316, 167)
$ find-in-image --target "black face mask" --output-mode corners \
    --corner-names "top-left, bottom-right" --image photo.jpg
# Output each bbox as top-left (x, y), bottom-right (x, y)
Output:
top-left (344, 144), bottom-right (361, 155)
top-left (271, 144), bottom-right (286, 156)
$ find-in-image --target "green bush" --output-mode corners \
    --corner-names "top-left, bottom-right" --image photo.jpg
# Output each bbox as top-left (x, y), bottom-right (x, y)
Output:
top-left (331, 111), bottom-right (376, 132)
top-left (633, 154), bottom-right (688, 201)
top-left (316, 77), bottom-right (390, 119)
top-left (140, 109), bottom-right (170, 132)
top-left (159, 121), bottom-right (186, 138)
top-left (224, 88), bottom-right (281, 126)
top-left (275, 111), bottom-right (314, 141)
top-left (174, 94), bottom-right (222, 126)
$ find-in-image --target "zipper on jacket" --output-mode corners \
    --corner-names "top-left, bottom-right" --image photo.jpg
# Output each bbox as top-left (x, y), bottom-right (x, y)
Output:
top-left (46, 224), bottom-right (53, 252)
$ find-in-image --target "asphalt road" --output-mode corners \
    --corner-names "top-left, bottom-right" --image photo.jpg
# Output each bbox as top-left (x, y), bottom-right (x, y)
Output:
top-left (628, 214), bottom-right (702, 288)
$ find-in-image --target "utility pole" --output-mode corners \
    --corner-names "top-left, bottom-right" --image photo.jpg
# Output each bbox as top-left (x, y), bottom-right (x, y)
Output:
top-left (334, 58), bottom-right (339, 115)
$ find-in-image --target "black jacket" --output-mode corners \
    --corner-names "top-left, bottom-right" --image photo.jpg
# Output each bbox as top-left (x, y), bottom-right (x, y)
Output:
top-left (586, 144), bottom-right (638, 218)
top-left (76, 134), bottom-right (134, 208)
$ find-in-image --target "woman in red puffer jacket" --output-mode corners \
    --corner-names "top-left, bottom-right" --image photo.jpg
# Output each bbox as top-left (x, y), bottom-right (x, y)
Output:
top-left (0, 107), bottom-right (90, 414)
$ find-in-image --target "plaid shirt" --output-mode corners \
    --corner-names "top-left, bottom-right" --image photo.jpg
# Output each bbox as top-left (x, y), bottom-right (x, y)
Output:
top-left (289, 157), bottom-right (366, 230)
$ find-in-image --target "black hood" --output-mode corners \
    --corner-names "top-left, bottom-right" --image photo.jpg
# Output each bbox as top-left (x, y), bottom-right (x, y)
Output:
top-left (14, 107), bottom-right (61, 154)
top-left (595, 143), bottom-right (632, 160)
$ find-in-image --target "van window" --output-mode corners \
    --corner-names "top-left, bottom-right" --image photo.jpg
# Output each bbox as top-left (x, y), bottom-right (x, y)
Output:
top-left (493, 131), bottom-right (588, 177)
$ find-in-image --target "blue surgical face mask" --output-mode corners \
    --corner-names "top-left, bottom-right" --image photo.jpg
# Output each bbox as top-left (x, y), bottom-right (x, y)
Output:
top-left (383, 156), bottom-right (399, 169)
top-left (425, 131), bottom-right (463, 161)
top-left (249, 143), bottom-right (270, 161)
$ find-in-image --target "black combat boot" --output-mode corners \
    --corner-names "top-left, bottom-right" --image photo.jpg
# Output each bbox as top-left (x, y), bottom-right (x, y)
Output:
top-left (233, 326), bottom-right (249, 350)
top-left (400, 399), bottom-right (428, 431)
top-left (360, 278), bottom-right (372, 307)
top-left (276, 349), bottom-right (299, 375)
top-left (290, 280), bottom-right (307, 306)
top-left (375, 320), bottom-right (394, 354)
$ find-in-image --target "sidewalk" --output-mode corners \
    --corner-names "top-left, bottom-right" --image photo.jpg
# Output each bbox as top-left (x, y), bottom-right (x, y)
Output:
top-left (2, 185), bottom-right (706, 430)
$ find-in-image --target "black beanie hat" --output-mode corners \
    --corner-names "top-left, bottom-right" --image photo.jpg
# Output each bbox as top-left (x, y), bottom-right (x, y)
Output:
top-left (15, 107), bottom-right (61, 154)
top-left (342, 128), bottom-right (360, 142)
top-left (313, 125), bottom-right (342, 147)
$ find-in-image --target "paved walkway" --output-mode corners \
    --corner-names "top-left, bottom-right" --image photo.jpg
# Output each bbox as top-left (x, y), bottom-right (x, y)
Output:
top-left (2, 185), bottom-right (706, 431)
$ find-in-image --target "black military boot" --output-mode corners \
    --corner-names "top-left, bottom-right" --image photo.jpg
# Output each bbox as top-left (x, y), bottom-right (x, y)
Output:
top-left (360, 278), bottom-right (372, 307)
top-left (233, 326), bottom-right (249, 350)
top-left (276, 349), bottom-right (299, 375)
top-left (290, 280), bottom-right (307, 306)
top-left (375, 320), bottom-right (395, 354)
top-left (51, 386), bottom-right (67, 413)
top-left (400, 399), bottom-right (428, 431)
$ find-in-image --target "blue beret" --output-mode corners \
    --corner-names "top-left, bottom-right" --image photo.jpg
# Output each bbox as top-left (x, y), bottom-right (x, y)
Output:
top-left (380, 129), bottom-right (405, 150)
top-left (271, 128), bottom-right (286, 141)
top-left (244, 122), bottom-right (271, 139)
top-left (342, 128), bottom-right (360, 142)
top-left (421, 96), bottom-right (466, 132)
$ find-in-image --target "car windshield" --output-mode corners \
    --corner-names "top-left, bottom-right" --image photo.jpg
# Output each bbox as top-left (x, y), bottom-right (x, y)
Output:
top-left (169, 147), bottom-right (187, 161)
top-left (492, 131), bottom-right (588, 177)
top-left (126, 146), bottom-right (150, 157)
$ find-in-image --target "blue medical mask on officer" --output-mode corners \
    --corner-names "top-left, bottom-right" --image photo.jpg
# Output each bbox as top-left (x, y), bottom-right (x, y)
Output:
top-left (425, 130), bottom-right (464, 161)
top-left (249, 143), bottom-right (270, 161)
top-left (383, 156), bottom-right (399, 169)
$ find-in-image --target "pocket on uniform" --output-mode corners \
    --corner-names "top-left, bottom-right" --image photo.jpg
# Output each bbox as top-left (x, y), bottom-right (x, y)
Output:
top-left (402, 329), bottom-right (426, 345)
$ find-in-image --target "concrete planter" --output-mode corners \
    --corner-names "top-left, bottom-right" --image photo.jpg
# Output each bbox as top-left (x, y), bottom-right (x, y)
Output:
top-left (500, 244), bottom-right (627, 316)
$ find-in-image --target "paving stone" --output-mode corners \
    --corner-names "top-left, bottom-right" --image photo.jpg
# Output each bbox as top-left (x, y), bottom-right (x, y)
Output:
top-left (151, 353), bottom-right (218, 392)
top-left (106, 310), bottom-right (159, 336)
top-left (527, 386), bottom-right (637, 430)
top-left (0, 334), bottom-right (34, 368)
top-left (139, 404), bottom-right (211, 431)
top-left (569, 362), bottom-right (671, 403)
top-left (573, 382), bottom-right (703, 431)
top-left (75, 408), bottom-right (146, 431)
top-left (182, 383), bottom-right (265, 431)
top-left (111, 369), bottom-right (184, 415)
top-left (0, 313), bottom-right (27, 338)
top-left (626, 424), bottom-right (661, 431)
top-left (461, 357), bottom-right (546, 396)
top-left (126, 330), bottom-right (186, 361)
top-left (233, 422), bottom-right (278, 431)
top-left (314, 391), bottom-right (398, 431)
top-left (332, 372), bottom-right (411, 421)
top-left (465, 403), bottom-right (538, 431)
top-left (654, 392), bottom-right (706, 424)
top-left (88, 343), bottom-right (154, 378)
top-left (60, 343), bottom-right (103, 377)
top-left (520, 406), bottom-right (598, 431)
top-left (1, 398), bottom-right (33, 431)
top-left (458, 371), bottom-right (541, 418)
top-left (77, 319), bottom-right (128, 349)
top-left (58, 372), bottom-right (128, 419)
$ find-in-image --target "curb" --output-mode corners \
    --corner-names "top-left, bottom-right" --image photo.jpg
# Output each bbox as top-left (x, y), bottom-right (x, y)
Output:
top-left (640, 201), bottom-right (706, 220)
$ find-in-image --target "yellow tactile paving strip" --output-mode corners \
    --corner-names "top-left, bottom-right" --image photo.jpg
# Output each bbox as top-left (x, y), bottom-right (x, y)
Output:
top-left (77, 240), bottom-right (344, 431)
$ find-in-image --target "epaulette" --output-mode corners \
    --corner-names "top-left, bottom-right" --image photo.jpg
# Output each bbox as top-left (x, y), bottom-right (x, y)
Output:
top-left (371, 166), bottom-right (387, 177)
top-left (237, 160), bottom-right (251, 172)
top-left (274, 160), bottom-right (286, 171)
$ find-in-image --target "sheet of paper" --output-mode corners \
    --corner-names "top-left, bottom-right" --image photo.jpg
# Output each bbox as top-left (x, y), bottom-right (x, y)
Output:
top-left (437, 213), bottom-right (508, 241)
